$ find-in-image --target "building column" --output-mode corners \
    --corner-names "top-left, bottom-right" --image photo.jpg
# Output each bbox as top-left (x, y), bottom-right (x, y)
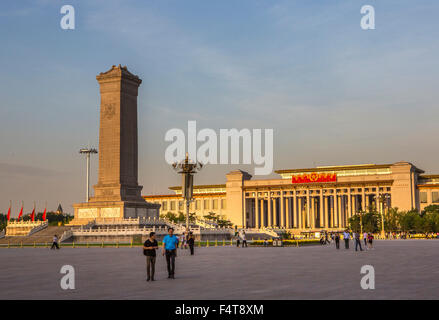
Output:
top-left (319, 191), bottom-right (324, 228)
top-left (273, 197), bottom-right (282, 227)
top-left (348, 190), bottom-right (352, 220)
top-left (352, 195), bottom-right (357, 215)
top-left (255, 195), bottom-right (260, 229)
top-left (280, 191), bottom-right (285, 228)
top-left (365, 194), bottom-right (370, 211)
top-left (285, 195), bottom-right (290, 229)
top-left (298, 197), bottom-right (303, 229)
top-left (293, 192), bottom-right (297, 228)
top-left (361, 187), bottom-right (367, 211)
top-left (338, 195), bottom-right (343, 228)
top-left (243, 196), bottom-right (247, 228)
top-left (261, 198), bottom-right (265, 227)
top-left (376, 190), bottom-right (380, 212)
top-left (306, 192), bottom-right (310, 228)
top-left (268, 192), bottom-right (272, 227)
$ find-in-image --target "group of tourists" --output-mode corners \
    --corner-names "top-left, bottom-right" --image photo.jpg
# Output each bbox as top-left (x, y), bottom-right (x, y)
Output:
top-left (322, 231), bottom-right (374, 252)
top-left (143, 228), bottom-right (196, 281)
top-left (235, 229), bottom-right (248, 247)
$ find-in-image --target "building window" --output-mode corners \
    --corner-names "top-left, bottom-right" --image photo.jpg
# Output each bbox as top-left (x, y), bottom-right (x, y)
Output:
top-left (170, 201), bottom-right (176, 211)
top-left (178, 201), bottom-right (184, 210)
top-left (213, 199), bottom-right (218, 210)
top-left (162, 202), bottom-right (167, 211)
top-left (432, 192), bottom-right (439, 203)
top-left (221, 199), bottom-right (227, 209)
top-left (204, 199), bottom-right (210, 210)
top-left (420, 192), bottom-right (428, 203)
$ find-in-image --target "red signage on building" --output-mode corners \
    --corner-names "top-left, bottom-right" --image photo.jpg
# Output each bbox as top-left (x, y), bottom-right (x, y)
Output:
top-left (291, 172), bottom-right (337, 184)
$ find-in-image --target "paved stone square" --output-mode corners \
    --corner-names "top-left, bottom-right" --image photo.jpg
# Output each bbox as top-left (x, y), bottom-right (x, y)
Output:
top-left (0, 240), bottom-right (438, 299)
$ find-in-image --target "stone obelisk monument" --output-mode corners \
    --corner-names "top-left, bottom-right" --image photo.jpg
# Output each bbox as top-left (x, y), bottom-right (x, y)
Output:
top-left (73, 65), bottom-right (159, 224)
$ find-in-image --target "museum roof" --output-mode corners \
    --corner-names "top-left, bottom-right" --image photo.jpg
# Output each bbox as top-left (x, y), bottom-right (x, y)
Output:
top-left (275, 163), bottom-right (392, 174)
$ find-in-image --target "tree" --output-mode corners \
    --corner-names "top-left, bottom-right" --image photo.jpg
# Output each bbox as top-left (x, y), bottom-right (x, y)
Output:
top-left (0, 213), bottom-right (7, 232)
top-left (348, 214), bottom-right (361, 233)
top-left (216, 217), bottom-right (233, 228)
top-left (422, 212), bottom-right (439, 234)
top-left (362, 211), bottom-right (380, 233)
top-left (161, 211), bottom-right (179, 223)
top-left (423, 205), bottom-right (439, 215)
top-left (399, 210), bottom-right (421, 232)
top-left (203, 212), bottom-right (217, 221)
top-left (384, 208), bottom-right (400, 232)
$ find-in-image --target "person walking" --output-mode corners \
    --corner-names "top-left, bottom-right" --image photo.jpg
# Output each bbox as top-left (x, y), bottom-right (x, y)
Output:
top-left (241, 231), bottom-right (247, 248)
top-left (51, 235), bottom-right (60, 250)
top-left (187, 232), bottom-right (195, 255)
top-left (143, 232), bottom-right (158, 281)
top-left (236, 231), bottom-right (241, 247)
top-left (162, 228), bottom-right (179, 279)
top-left (363, 231), bottom-right (368, 248)
top-left (179, 232), bottom-right (187, 250)
top-left (335, 233), bottom-right (340, 249)
top-left (354, 232), bottom-right (363, 251)
top-left (367, 233), bottom-right (374, 250)
top-left (325, 232), bottom-right (331, 244)
top-left (343, 230), bottom-right (350, 249)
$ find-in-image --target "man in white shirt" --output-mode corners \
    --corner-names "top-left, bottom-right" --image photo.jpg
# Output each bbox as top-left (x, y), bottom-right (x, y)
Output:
top-left (343, 231), bottom-right (350, 249)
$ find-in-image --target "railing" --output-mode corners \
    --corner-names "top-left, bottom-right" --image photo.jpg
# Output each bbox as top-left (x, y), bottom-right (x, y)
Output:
top-left (71, 225), bottom-right (235, 237)
top-left (60, 229), bottom-right (73, 242)
top-left (94, 217), bottom-right (140, 226)
top-left (28, 221), bottom-right (49, 236)
top-left (194, 218), bottom-right (218, 229)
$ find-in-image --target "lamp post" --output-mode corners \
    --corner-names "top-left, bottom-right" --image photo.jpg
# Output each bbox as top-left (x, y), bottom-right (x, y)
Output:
top-left (172, 153), bottom-right (203, 230)
top-left (376, 194), bottom-right (390, 238)
top-left (79, 148), bottom-right (98, 202)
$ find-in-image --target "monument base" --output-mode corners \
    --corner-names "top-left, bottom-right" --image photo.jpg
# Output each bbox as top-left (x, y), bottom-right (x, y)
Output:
top-left (71, 200), bottom-right (160, 225)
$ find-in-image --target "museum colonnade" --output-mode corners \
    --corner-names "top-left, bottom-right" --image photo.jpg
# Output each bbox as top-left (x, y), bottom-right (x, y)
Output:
top-left (244, 187), bottom-right (391, 229)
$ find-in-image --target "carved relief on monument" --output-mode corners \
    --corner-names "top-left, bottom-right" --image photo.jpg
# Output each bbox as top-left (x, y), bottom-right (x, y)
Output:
top-left (77, 208), bottom-right (98, 219)
top-left (102, 103), bottom-right (116, 120)
top-left (100, 207), bottom-right (121, 218)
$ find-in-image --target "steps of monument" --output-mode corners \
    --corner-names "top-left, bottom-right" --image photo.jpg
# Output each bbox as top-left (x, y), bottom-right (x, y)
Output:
top-left (0, 226), bottom-right (72, 245)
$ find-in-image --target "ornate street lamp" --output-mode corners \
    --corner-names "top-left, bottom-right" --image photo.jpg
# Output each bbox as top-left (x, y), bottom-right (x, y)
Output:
top-left (172, 153), bottom-right (203, 230)
top-left (79, 148), bottom-right (98, 202)
top-left (375, 194), bottom-right (390, 238)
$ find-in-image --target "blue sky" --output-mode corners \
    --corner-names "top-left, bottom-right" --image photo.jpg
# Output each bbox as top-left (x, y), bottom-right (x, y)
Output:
top-left (1, 0), bottom-right (438, 215)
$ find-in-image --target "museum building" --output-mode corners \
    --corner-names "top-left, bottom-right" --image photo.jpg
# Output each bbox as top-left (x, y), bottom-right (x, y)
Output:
top-left (144, 161), bottom-right (439, 232)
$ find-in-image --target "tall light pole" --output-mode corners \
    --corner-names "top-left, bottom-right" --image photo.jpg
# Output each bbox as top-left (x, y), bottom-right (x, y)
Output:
top-left (375, 194), bottom-right (390, 238)
top-left (172, 153), bottom-right (203, 230)
top-left (79, 148), bottom-right (98, 202)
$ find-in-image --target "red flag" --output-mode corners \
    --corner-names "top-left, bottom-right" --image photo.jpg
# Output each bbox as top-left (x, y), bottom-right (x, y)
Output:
top-left (7, 205), bottom-right (11, 221)
top-left (31, 206), bottom-right (35, 222)
top-left (18, 205), bottom-right (23, 221)
top-left (42, 207), bottom-right (47, 221)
